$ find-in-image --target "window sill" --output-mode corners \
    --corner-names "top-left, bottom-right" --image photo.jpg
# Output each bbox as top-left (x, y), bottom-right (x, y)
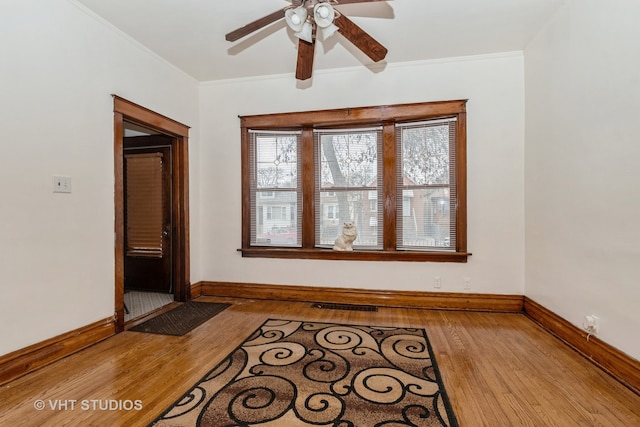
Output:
top-left (238, 248), bottom-right (471, 263)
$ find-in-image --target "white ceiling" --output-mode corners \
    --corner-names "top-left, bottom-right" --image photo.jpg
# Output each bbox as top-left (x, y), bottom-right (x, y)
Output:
top-left (76, 0), bottom-right (566, 82)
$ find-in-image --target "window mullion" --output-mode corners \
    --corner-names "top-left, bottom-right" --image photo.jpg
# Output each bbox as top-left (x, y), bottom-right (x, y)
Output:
top-left (301, 128), bottom-right (315, 248)
top-left (382, 122), bottom-right (396, 251)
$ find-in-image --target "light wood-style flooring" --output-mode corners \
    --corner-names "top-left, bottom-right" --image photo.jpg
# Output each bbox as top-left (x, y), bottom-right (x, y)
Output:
top-left (1, 296), bottom-right (639, 426)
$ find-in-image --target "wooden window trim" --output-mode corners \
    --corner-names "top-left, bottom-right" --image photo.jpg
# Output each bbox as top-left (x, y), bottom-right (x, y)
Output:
top-left (239, 100), bottom-right (470, 263)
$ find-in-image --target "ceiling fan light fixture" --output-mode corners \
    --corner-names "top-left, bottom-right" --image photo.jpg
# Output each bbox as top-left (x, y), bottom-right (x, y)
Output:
top-left (294, 21), bottom-right (314, 44)
top-left (285, 7), bottom-right (308, 32)
top-left (320, 22), bottom-right (339, 39)
top-left (313, 3), bottom-right (335, 29)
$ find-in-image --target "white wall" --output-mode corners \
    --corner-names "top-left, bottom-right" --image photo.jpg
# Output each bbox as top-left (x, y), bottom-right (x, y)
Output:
top-left (525, 0), bottom-right (640, 359)
top-left (0, 0), bottom-right (199, 355)
top-left (199, 53), bottom-right (525, 296)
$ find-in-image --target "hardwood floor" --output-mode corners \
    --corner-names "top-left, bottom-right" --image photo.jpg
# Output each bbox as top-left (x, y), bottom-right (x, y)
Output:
top-left (1, 297), bottom-right (638, 426)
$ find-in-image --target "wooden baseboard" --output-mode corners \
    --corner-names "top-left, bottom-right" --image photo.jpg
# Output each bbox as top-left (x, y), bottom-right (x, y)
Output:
top-left (4, 287), bottom-right (635, 398)
top-left (0, 317), bottom-right (115, 386)
top-left (198, 281), bottom-right (525, 312)
top-left (524, 297), bottom-right (640, 395)
top-left (190, 281), bottom-right (203, 299)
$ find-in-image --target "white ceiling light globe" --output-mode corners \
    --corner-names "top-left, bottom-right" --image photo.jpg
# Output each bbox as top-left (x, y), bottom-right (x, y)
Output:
top-left (318, 6), bottom-right (329, 18)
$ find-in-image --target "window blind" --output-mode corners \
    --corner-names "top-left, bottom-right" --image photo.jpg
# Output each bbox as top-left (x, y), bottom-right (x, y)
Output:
top-left (314, 128), bottom-right (383, 249)
top-left (396, 118), bottom-right (457, 251)
top-left (249, 131), bottom-right (302, 247)
top-left (125, 152), bottom-right (164, 256)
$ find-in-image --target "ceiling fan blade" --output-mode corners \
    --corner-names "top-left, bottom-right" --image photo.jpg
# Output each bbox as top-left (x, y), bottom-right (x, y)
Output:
top-left (334, 14), bottom-right (387, 62)
top-left (296, 38), bottom-right (316, 80)
top-left (225, 8), bottom-right (287, 42)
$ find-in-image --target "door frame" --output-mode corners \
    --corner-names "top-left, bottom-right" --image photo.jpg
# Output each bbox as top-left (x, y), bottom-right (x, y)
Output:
top-left (113, 95), bottom-right (191, 332)
top-left (123, 140), bottom-right (173, 293)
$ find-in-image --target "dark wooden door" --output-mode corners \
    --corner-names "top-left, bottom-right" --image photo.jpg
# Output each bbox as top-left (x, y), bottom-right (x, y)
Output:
top-left (123, 136), bottom-right (172, 292)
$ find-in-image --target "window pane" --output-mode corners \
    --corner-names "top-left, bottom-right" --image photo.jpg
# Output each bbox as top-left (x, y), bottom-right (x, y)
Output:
top-left (399, 188), bottom-right (452, 249)
top-left (254, 191), bottom-right (299, 246)
top-left (317, 190), bottom-right (382, 248)
top-left (320, 132), bottom-right (378, 188)
top-left (250, 132), bottom-right (301, 247)
top-left (398, 119), bottom-right (456, 251)
top-left (256, 135), bottom-right (297, 189)
top-left (402, 125), bottom-right (450, 185)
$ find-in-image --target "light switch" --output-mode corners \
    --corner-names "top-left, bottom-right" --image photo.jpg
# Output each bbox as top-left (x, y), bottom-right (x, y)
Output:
top-left (53, 175), bottom-right (71, 193)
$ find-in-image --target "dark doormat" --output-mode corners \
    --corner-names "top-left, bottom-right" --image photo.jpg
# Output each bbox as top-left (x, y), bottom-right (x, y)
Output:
top-left (129, 301), bottom-right (231, 336)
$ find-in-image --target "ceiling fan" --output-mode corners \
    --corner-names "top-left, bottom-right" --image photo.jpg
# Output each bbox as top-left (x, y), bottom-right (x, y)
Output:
top-left (225, 0), bottom-right (389, 80)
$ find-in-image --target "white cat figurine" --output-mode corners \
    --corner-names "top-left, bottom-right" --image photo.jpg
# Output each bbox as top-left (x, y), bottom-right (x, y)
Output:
top-left (333, 222), bottom-right (357, 251)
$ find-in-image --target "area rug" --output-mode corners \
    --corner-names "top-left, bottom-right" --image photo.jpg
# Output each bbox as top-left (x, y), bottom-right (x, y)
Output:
top-left (150, 319), bottom-right (458, 426)
top-left (129, 301), bottom-right (231, 336)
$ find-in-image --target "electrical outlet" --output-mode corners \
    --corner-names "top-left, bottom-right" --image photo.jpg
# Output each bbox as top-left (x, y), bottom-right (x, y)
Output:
top-left (583, 315), bottom-right (599, 334)
top-left (463, 277), bottom-right (471, 290)
top-left (53, 175), bottom-right (72, 193)
top-left (433, 276), bottom-right (441, 289)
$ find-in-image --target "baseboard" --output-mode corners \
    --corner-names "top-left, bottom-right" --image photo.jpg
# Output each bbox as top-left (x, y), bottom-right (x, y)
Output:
top-left (0, 317), bottom-right (115, 386)
top-left (198, 281), bottom-right (525, 312)
top-left (190, 281), bottom-right (203, 299)
top-left (524, 297), bottom-right (640, 395)
top-left (4, 287), bottom-right (635, 397)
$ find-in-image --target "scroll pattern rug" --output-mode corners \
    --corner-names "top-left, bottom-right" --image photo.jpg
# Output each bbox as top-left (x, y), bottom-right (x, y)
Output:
top-left (150, 319), bottom-right (458, 426)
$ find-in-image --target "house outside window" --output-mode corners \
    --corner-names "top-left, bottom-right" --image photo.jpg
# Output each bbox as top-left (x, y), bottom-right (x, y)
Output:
top-left (369, 191), bottom-right (378, 212)
top-left (327, 205), bottom-right (339, 219)
top-left (240, 100), bottom-right (469, 262)
top-left (260, 191), bottom-right (275, 199)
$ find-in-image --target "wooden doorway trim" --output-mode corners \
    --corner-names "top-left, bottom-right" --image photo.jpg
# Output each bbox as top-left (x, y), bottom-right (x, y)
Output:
top-left (113, 96), bottom-right (191, 332)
